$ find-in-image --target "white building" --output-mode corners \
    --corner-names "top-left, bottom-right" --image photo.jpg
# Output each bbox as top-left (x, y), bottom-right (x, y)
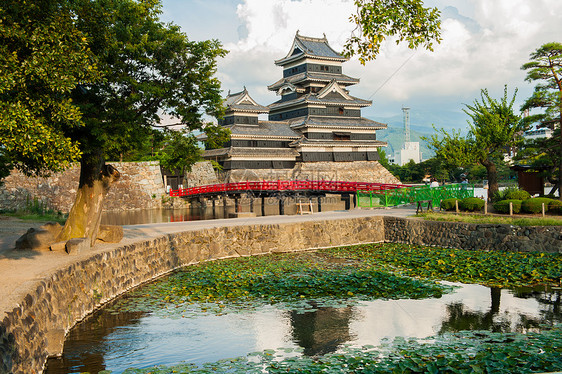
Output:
top-left (523, 128), bottom-right (552, 140)
top-left (394, 141), bottom-right (422, 166)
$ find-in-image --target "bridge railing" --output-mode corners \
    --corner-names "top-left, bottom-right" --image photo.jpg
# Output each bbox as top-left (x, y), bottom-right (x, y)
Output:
top-left (169, 180), bottom-right (411, 198)
top-left (357, 183), bottom-right (475, 208)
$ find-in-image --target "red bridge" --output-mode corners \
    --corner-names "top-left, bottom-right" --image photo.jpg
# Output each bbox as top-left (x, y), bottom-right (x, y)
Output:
top-left (170, 180), bottom-right (409, 198)
top-left (169, 180), bottom-right (410, 214)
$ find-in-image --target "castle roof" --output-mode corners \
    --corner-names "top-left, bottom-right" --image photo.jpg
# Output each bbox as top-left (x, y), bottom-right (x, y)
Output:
top-left (227, 121), bottom-right (300, 139)
top-left (204, 147), bottom-right (299, 158)
top-left (269, 93), bottom-right (371, 112)
top-left (224, 87), bottom-right (269, 113)
top-left (268, 72), bottom-right (359, 91)
top-left (275, 32), bottom-right (347, 66)
top-left (289, 116), bottom-right (387, 130)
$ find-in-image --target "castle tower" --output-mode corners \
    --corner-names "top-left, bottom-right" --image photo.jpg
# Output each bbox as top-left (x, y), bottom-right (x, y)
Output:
top-left (267, 32), bottom-right (387, 163)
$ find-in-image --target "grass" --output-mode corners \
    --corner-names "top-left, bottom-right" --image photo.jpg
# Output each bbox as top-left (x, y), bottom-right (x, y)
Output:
top-left (418, 212), bottom-right (562, 226)
top-left (1, 210), bottom-right (67, 224)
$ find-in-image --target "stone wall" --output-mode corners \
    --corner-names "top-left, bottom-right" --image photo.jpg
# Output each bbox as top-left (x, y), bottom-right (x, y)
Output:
top-left (184, 161), bottom-right (219, 187)
top-left (2, 215), bottom-right (562, 374)
top-left (223, 161), bottom-right (401, 184)
top-left (384, 217), bottom-right (562, 253)
top-left (0, 162), bottom-right (165, 213)
top-left (0, 216), bottom-right (384, 374)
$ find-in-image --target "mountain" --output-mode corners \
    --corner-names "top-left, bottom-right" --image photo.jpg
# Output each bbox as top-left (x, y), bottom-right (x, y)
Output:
top-left (376, 125), bottom-right (434, 161)
top-left (369, 108), bottom-right (470, 162)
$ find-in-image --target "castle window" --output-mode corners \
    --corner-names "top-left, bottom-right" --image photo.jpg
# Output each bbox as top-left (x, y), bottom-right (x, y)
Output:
top-left (338, 107), bottom-right (344, 115)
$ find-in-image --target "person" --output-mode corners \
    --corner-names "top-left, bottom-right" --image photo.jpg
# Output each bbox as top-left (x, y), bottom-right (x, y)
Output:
top-left (430, 178), bottom-right (439, 188)
top-left (461, 177), bottom-right (468, 190)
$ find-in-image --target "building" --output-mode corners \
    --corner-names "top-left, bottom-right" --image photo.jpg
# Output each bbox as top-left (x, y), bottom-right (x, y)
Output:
top-left (394, 141), bottom-right (422, 166)
top-left (203, 32), bottom-right (397, 184)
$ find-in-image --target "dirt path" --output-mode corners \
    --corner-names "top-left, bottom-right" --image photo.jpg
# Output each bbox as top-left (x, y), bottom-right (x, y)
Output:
top-left (0, 216), bottom-right (52, 254)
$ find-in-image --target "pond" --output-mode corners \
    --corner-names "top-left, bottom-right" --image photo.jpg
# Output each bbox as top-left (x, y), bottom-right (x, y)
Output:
top-left (44, 247), bottom-right (562, 374)
top-left (101, 196), bottom-right (346, 225)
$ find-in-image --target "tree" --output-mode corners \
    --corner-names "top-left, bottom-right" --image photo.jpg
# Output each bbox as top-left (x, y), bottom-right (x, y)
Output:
top-left (158, 129), bottom-right (202, 176)
top-left (0, 0), bottom-right (100, 176)
top-left (1, 0), bottom-right (227, 246)
top-left (344, 0), bottom-right (442, 64)
top-left (520, 42), bottom-right (562, 199)
top-left (427, 87), bottom-right (523, 199)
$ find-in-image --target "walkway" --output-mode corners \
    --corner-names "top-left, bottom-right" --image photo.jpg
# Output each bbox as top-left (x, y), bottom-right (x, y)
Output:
top-left (0, 206), bottom-right (416, 318)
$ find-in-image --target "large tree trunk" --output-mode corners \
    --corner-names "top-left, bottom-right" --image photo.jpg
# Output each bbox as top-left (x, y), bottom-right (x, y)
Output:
top-left (57, 154), bottom-right (120, 247)
top-left (482, 159), bottom-right (498, 201)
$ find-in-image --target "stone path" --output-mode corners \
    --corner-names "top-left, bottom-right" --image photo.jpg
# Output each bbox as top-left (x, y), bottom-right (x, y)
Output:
top-left (0, 206), bottom-right (416, 320)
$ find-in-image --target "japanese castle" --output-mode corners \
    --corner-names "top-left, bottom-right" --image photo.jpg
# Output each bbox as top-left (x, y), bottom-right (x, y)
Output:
top-left (203, 32), bottom-right (396, 183)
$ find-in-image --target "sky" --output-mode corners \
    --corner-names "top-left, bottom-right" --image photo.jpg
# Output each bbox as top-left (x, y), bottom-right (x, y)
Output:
top-left (160, 0), bottom-right (562, 132)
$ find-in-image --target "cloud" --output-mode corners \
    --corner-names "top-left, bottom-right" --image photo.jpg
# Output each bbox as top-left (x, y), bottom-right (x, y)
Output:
top-left (214, 0), bottom-right (562, 128)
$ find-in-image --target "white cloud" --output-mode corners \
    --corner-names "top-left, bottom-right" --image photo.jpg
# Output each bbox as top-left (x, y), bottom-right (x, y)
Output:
top-left (187, 0), bottom-right (562, 129)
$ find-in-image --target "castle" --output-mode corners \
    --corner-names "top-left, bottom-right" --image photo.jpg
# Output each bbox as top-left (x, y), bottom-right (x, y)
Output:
top-left (203, 32), bottom-right (398, 184)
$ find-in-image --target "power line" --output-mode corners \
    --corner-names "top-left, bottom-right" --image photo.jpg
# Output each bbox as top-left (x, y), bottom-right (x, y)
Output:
top-left (368, 52), bottom-right (417, 100)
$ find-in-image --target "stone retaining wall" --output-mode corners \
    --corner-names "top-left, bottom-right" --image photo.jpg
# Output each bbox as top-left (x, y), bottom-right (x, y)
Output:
top-left (1, 216), bottom-right (561, 374)
top-left (0, 162), bottom-right (165, 213)
top-left (222, 161), bottom-right (401, 184)
top-left (384, 217), bottom-right (562, 253)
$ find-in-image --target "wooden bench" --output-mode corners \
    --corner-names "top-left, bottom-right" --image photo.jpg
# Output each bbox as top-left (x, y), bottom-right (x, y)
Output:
top-left (416, 200), bottom-right (433, 213)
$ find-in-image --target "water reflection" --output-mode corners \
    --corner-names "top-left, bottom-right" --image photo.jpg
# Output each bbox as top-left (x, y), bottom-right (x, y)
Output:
top-left (46, 284), bottom-right (562, 374)
top-left (101, 198), bottom-right (346, 226)
top-left (289, 305), bottom-right (355, 356)
top-left (46, 309), bottom-right (147, 374)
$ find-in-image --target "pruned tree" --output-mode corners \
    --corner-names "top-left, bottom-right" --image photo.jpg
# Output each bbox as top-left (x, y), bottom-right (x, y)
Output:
top-left (520, 42), bottom-right (562, 199)
top-left (427, 86), bottom-right (523, 199)
top-left (344, 0), bottom-right (442, 64)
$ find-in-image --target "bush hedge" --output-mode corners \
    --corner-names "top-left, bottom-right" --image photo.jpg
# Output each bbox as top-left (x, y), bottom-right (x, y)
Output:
top-left (459, 197), bottom-right (485, 212)
top-left (521, 197), bottom-right (557, 214)
top-left (493, 199), bottom-right (522, 214)
top-left (504, 189), bottom-right (531, 201)
top-left (440, 198), bottom-right (460, 211)
top-left (547, 199), bottom-right (562, 214)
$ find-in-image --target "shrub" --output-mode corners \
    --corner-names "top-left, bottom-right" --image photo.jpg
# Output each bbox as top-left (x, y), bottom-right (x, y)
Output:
top-left (440, 198), bottom-right (460, 211)
top-left (521, 197), bottom-right (557, 214)
top-left (459, 197), bottom-right (485, 212)
top-left (504, 189), bottom-right (531, 201)
top-left (547, 199), bottom-right (562, 214)
top-left (493, 199), bottom-right (522, 214)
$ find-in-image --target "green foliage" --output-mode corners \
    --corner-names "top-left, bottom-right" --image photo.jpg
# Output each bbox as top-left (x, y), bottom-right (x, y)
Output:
top-left (344, 0), bottom-right (441, 64)
top-left (427, 86), bottom-right (523, 198)
top-left (70, 0), bottom-right (227, 161)
top-left (549, 199), bottom-right (562, 214)
top-left (114, 251), bottom-right (449, 317)
top-left (326, 243), bottom-right (562, 288)
top-left (493, 199), bottom-right (523, 214)
top-left (158, 129), bottom-right (202, 174)
top-left (1, 0), bottom-right (226, 183)
top-left (440, 198), bottom-right (459, 211)
top-left (522, 197), bottom-right (559, 214)
top-left (377, 147), bottom-right (391, 169)
top-left (459, 197), bottom-right (484, 212)
top-left (504, 188), bottom-right (531, 201)
top-left (121, 325), bottom-right (562, 373)
top-left (203, 124), bottom-right (231, 150)
top-left (520, 42), bottom-right (562, 193)
top-left (0, 0), bottom-right (100, 177)
top-left (420, 212), bottom-right (562, 227)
